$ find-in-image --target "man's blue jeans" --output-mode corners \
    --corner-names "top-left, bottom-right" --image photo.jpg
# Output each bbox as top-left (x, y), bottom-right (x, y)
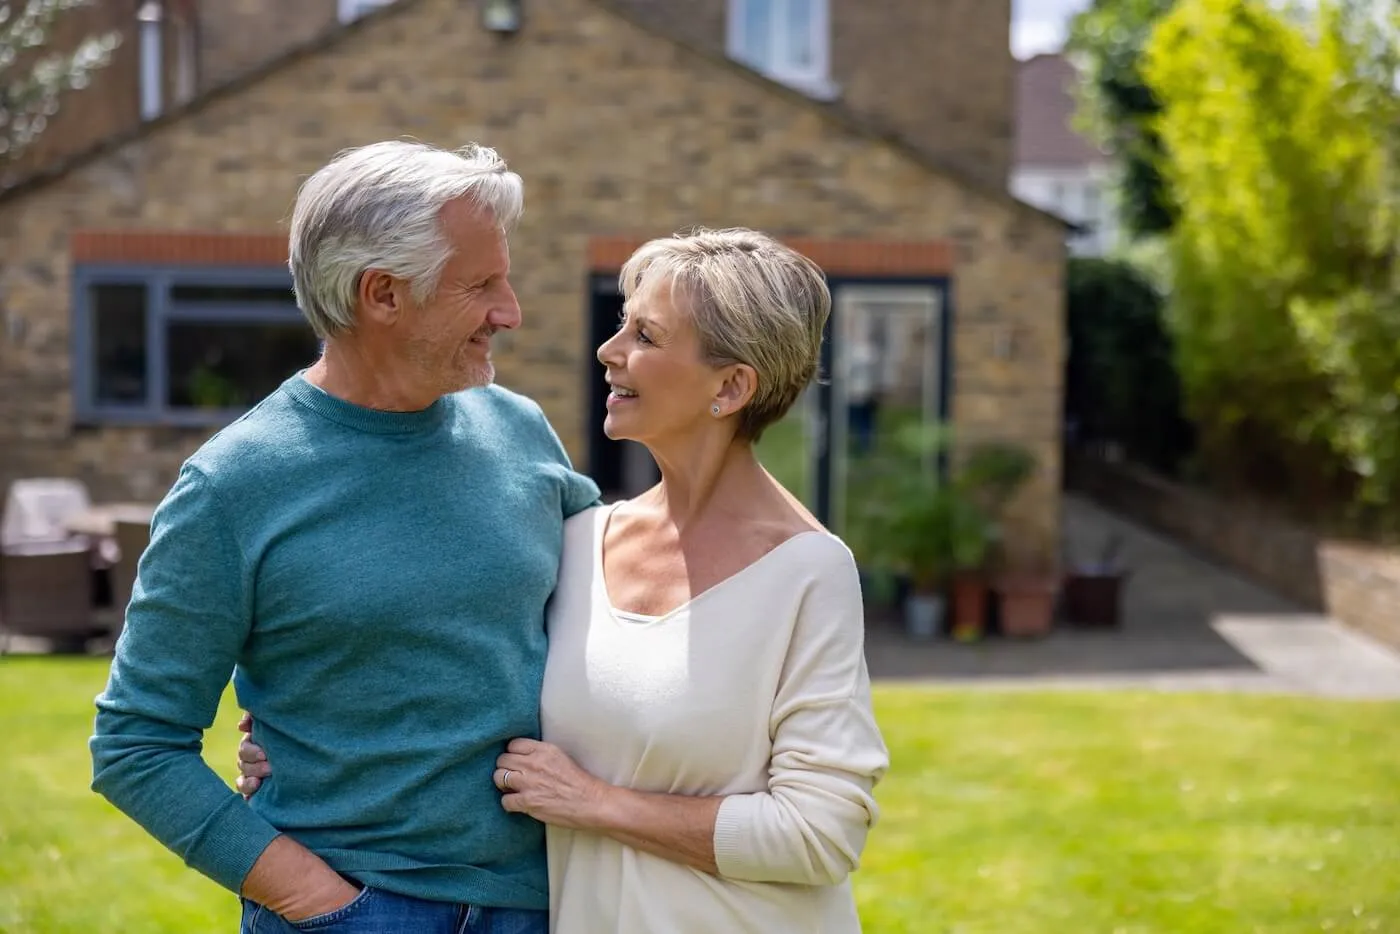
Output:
top-left (240, 886), bottom-right (548, 934)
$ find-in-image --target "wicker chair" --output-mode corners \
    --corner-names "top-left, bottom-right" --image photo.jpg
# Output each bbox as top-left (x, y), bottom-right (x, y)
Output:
top-left (0, 542), bottom-right (101, 654)
top-left (1, 478), bottom-right (91, 548)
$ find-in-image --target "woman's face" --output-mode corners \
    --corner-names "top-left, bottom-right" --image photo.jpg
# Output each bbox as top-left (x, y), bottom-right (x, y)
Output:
top-left (595, 281), bottom-right (727, 445)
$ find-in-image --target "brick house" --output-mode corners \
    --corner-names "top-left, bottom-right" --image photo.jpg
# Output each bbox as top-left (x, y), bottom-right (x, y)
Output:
top-left (0, 0), bottom-right (1067, 567)
top-left (1011, 53), bottom-right (1118, 257)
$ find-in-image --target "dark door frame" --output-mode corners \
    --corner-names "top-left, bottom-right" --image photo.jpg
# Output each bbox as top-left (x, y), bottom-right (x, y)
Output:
top-left (817, 275), bottom-right (955, 527)
top-left (584, 272), bottom-right (955, 522)
top-left (585, 274), bottom-right (624, 496)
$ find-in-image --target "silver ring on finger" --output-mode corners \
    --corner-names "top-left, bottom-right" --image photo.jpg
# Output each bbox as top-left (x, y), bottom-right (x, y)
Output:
top-left (502, 769), bottom-right (514, 791)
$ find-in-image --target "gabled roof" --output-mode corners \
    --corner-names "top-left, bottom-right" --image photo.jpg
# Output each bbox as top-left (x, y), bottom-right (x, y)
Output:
top-left (0, 0), bottom-right (1069, 230)
top-left (1015, 53), bottom-right (1109, 170)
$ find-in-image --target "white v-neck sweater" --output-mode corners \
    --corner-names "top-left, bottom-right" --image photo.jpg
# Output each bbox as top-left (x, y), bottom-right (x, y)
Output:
top-left (540, 504), bottom-right (890, 933)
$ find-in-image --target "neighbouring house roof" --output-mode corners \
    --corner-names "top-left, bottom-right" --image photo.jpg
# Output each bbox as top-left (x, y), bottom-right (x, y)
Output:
top-left (0, 0), bottom-right (1069, 231)
top-left (1015, 52), bottom-right (1108, 170)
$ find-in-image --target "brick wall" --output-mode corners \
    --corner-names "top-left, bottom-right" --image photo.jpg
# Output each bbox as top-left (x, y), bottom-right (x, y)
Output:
top-left (0, 0), bottom-right (1064, 565)
top-left (834, 0), bottom-right (1014, 189)
top-left (1066, 449), bottom-right (1400, 649)
top-left (608, 0), bottom-right (1016, 188)
top-left (197, 0), bottom-right (340, 89)
top-left (9, 0), bottom-right (1016, 194)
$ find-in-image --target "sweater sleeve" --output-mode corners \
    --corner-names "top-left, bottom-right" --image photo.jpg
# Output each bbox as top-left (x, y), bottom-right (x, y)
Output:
top-left (711, 543), bottom-right (890, 886)
top-left (89, 463), bottom-right (283, 894)
top-left (527, 398), bottom-right (602, 517)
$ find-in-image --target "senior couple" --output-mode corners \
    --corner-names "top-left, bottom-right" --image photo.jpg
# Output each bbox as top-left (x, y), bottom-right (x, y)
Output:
top-left (90, 140), bottom-right (889, 934)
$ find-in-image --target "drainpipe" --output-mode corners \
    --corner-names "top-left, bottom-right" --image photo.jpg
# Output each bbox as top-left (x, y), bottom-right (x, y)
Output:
top-left (138, 0), bottom-right (164, 120)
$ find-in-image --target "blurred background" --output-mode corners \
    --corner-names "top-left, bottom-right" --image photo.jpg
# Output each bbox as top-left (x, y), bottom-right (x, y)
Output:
top-left (2, 1), bottom-right (1398, 931)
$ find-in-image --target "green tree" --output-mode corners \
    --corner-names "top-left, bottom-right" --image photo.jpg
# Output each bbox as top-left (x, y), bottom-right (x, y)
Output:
top-left (1286, 0), bottom-right (1400, 512)
top-left (1065, 256), bottom-right (1192, 474)
top-left (1, 0), bottom-right (120, 162)
top-left (1065, 0), bottom-right (1178, 237)
top-left (1144, 0), bottom-right (1400, 517)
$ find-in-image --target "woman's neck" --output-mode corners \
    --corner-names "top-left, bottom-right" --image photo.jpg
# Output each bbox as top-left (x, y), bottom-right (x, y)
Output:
top-left (642, 436), bottom-right (769, 531)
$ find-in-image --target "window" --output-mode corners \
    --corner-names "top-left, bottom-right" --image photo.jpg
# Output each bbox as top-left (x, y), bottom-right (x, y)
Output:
top-left (1083, 182), bottom-right (1101, 222)
top-left (338, 0), bottom-right (395, 23)
top-left (75, 268), bottom-right (321, 425)
top-left (727, 0), bottom-right (833, 96)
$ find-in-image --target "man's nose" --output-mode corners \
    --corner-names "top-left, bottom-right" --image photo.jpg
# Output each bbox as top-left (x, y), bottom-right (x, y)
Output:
top-left (491, 285), bottom-right (522, 330)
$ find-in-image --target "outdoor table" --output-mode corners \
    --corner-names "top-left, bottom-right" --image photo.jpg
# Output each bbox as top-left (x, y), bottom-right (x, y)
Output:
top-left (62, 503), bottom-right (156, 539)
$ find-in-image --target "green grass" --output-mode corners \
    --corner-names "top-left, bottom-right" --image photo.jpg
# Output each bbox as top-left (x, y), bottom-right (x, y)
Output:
top-left (5, 659), bottom-right (1398, 933)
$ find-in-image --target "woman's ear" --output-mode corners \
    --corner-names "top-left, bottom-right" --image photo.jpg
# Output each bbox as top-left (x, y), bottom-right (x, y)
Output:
top-left (713, 363), bottom-right (758, 417)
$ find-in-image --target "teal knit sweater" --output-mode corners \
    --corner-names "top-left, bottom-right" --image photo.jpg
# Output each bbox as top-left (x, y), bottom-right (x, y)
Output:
top-left (91, 375), bottom-right (600, 909)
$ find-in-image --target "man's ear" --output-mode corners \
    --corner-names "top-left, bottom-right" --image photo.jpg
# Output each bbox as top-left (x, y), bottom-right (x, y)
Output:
top-left (357, 269), bottom-right (407, 327)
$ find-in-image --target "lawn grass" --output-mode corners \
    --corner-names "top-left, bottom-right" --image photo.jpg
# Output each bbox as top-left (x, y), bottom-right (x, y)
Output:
top-left (5, 657), bottom-right (1398, 933)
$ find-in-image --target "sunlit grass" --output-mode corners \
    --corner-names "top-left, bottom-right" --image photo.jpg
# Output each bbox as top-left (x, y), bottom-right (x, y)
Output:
top-left (5, 658), bottom-right (1397, 933)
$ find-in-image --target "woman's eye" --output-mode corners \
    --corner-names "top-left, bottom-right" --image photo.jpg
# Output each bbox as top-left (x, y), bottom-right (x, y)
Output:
top-left (637, 330), bottom-right (653, 345)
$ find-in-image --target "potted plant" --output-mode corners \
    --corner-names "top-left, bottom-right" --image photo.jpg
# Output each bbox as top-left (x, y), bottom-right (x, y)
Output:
top-left (962, 447), bottom-right (1058, 637)
top-left (946, 493), bottom-right (993, 641)
top-left (855, 423), bottom-right (955, 640)
top-left (946, 442), bottom-right (1037, 641)
top-left (995, 566), bottom-right (1060, 637)
top-left (887, 484), bottom-right (956, 640)
top-left (1062, 531), bottom-right (1129, 627)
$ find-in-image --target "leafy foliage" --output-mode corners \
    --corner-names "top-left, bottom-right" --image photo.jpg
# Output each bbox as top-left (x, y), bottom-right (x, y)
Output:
top-left (844, 425), bottom-right (1035, 588)
top-left (1, 0), bottom-right (119, 161)
top-left (1065, 0), bottom-right (1179, 236)
top-left (1065, 256), bottom-right (1193, 475)
top-left (1143, 0), bottom-right (1400, 518)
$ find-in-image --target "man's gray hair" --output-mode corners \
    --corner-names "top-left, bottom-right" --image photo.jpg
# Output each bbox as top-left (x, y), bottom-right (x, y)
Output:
top-left (288, 140), bottom-right (524, 338)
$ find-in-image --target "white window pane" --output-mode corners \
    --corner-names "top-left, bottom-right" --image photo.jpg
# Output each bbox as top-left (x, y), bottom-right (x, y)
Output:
top-left (339, 0), bottom-right (394, 23)
top-left (781, 0), bottom-right (816, 71)
top-left (740, 0), bottom-right (774, 66)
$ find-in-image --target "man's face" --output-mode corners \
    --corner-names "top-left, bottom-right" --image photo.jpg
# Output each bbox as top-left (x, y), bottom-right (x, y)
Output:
top-left (402, 199), bottom-right (521, 394)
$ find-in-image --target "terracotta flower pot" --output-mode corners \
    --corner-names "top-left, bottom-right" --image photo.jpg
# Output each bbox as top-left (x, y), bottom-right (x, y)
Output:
top-left (996, 573), bottom-right (1058, 638)
top-left (950, 571), bottom-right (987, 641)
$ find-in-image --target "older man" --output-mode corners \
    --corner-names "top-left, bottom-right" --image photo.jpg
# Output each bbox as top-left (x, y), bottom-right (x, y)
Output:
top-left (90, 141), bottom-right (599, 933)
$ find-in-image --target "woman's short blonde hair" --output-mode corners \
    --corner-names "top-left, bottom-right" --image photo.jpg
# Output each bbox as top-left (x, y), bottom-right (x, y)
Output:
top-left (618, 227), bottom-right (831, 442)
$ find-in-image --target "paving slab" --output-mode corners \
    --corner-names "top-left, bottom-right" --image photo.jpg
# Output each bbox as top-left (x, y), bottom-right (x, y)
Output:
top-left (863, 494), bottom-right (1400, 699)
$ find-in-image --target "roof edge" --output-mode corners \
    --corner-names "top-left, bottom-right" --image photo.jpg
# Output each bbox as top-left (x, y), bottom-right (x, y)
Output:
top-left (0, 0), bottom-right (1073, 233)
top-left (0, 0), bottom-right (422, 206)
top-left (586, 0), bottom-right (1070, 232)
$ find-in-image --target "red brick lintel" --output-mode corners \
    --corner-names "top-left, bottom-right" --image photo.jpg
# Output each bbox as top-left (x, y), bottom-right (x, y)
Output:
top-left (588, 235), bottom-right (954, 277)
top-left (72, 230), bottom-right (288, 266)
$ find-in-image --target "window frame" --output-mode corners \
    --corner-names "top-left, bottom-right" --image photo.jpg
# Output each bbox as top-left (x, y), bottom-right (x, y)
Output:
top-left (337, 0), bottom-right (394, 24)
top-left (726, 0), bottom-right (834, 97)
top-left (72, 264), bottom-right (315, 428)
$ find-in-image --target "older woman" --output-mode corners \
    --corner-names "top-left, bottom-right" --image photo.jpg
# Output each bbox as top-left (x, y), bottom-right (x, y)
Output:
top-left (240, 228), bottom-right (889, 932)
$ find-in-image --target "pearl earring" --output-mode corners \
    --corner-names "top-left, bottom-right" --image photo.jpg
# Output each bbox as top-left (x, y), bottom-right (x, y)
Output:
top-left (711, 405), bottom-right (721, 416)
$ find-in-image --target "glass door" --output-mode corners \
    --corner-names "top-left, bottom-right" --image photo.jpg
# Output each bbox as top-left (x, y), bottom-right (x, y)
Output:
top-left (828, 284), bottom-right (946, 541)
top-left (754, 282), bottom-right (947, 533)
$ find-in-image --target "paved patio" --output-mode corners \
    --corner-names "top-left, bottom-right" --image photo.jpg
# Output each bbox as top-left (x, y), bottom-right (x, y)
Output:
top-left (864, 494), bottom-right (1400, 699)
top-left (8, 493), bottom-right (1400, 698)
